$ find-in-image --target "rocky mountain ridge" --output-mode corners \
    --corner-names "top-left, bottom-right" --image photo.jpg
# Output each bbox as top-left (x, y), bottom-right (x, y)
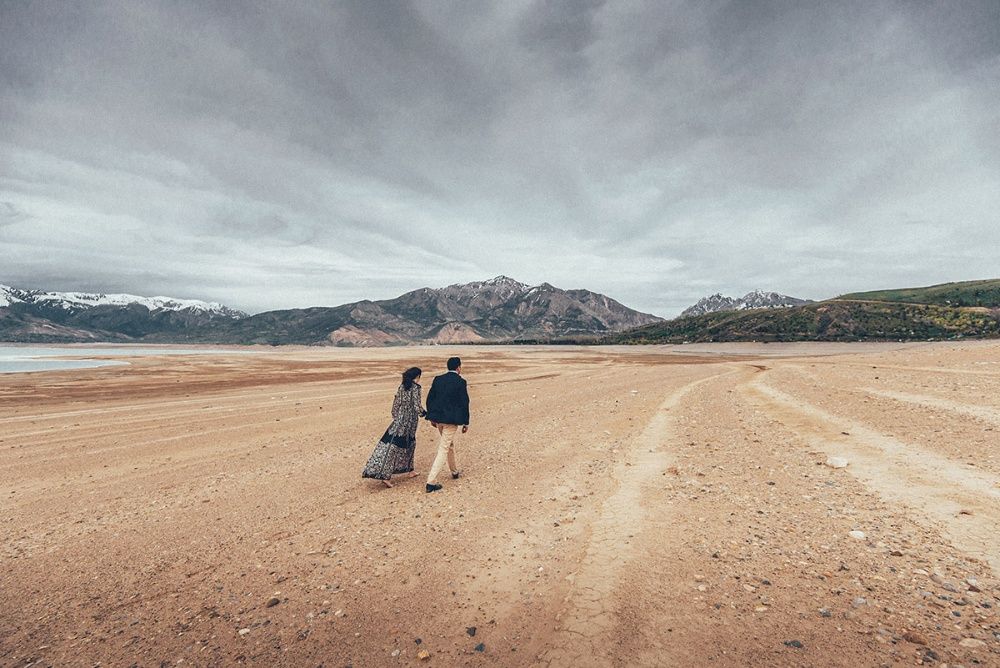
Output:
top-left (681, 290), bottom-right (811, 317)
top-left (185, 276), bottom-right (663, 345)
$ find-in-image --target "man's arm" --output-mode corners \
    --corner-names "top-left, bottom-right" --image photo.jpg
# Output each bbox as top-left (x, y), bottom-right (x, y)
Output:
top-left (425, 378), bottom-right (438, 414)
top-left (460, 378), bottom-right (470, 431)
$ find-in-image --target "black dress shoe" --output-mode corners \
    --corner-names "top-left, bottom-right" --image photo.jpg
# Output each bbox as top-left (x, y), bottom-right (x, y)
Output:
top-left (425, 483), bottom-right (443, 493)
top-left (451, 471), bottom-right (461, 480)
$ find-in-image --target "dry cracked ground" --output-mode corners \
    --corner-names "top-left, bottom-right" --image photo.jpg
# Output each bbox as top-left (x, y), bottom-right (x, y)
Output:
top-left (1, 342), bottom-right (999, 667)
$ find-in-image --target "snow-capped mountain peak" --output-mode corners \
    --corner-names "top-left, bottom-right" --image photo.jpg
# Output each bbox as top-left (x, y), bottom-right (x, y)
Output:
top-left (738, 290), bottom-right (790, 310)
top-left (484, 275), bottom-right (528, 288)
top-left (681, 290), bottom-right (810, 317)
top-left (0, 284), bottom-right (24, 308)
top-left (0, 283), bottom-right (246, 318)
top-left (442, 276), bottom-right (530, 303)
top-left (681, 293), bottom-right (740, 317)
top-left (451, 275), bottom-right (529, 292)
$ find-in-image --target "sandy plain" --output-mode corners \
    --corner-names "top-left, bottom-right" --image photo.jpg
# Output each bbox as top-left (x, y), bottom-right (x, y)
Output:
top-left (1, 341), bottom-right (999, 667)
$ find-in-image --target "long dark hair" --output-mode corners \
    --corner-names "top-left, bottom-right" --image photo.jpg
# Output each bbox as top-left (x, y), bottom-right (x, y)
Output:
top-left (401, 366), bottom-right (422, 390)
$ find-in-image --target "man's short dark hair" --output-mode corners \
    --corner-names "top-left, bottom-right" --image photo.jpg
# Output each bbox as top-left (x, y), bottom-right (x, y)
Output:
top-left (447, 356), bottom-right (462, 371)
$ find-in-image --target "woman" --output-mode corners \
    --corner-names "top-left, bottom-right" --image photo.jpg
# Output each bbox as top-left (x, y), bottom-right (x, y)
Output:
top-left (362, 367), bottom-right (425, 487)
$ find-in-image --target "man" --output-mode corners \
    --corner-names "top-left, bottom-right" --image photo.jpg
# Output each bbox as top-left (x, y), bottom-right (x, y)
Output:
top-left (424, 356), bottom-right (470, 493)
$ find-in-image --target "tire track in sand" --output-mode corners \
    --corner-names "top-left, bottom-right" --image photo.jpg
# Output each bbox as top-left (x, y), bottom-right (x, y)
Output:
top-left (741, 375), bottom-right (1000, 573)
top-left (857, 387), bottom-right (1000, 427)
top-left (537, 368), bottom-right (736, 667)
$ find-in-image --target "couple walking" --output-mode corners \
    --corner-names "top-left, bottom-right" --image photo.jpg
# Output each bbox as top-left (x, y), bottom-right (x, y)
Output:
top-left (361, 356), bottom-right (470, 493)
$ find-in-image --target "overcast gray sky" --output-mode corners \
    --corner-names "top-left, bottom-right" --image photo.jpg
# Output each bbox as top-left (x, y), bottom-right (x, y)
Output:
top-left (2, 1), bottom-right (998, 316)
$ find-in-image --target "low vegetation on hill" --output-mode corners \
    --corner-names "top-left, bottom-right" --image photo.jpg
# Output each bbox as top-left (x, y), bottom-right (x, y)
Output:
top-left (838, 279), bottom-right (1000, 308)
top-left (606, 298), bottom-right (1000, 344)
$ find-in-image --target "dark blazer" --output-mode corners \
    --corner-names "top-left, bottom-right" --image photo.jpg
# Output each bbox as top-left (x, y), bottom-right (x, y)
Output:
top-left (425, 371), bottom-right (470, 426)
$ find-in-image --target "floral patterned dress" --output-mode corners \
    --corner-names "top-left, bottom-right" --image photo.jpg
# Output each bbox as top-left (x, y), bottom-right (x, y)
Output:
top-left (362, 383), bottom-right (424, 481)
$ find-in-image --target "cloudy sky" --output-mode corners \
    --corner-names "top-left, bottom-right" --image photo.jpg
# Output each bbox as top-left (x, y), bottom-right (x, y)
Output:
top-left (2, 1), bottom-right (998, 316)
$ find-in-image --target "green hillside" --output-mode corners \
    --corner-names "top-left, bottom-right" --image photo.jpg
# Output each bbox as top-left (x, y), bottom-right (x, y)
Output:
top-left (838, 279), bottom-right (1000, 308)
top-left (606, 299), bottom-right (1000, 344)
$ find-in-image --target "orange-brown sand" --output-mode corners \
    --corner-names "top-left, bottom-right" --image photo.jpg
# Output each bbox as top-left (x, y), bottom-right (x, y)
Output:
top-left (2, 342), bottom-right (999, 666)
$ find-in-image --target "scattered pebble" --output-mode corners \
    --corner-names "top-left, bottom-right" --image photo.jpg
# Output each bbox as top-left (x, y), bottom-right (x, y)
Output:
top-left (931, 573), bottom-right (960, 592)
top-left (848, 530), bottom-right (866, 540)
top-left (417, 649), bottom-right (430, 660)
top-left (783, 640), bottom-right (803, 649)
top-left (959, 638), bottom-right (986, 649)
top-left (237, 628), bottom-right (251, 637)
top-left (902, 631), bottom-right (927, 645)
top-left (825, 456), bottom-right (849, 469)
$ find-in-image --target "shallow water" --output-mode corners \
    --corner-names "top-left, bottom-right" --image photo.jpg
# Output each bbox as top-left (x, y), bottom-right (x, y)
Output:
top-left (0, 358), bottom-right (127, 373)
top-left (0, 345), bottom-right (248, 374)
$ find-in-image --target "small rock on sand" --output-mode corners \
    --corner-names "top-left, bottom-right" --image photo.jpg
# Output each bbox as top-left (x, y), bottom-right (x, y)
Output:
top-left (237, 628), bottom-right (251, 637)
top-left (417, 649), bottom-right (431, 660)
top-left (825, 456), bottom-right (849, 469)
top-left (931, 573), bottom-right (960, 592)
top-left (959, 638), bottom-right (986, 649)
top-left (902, 631), bottom-right (927, 645)
top-left (848, 530), bottom-right (866, 540)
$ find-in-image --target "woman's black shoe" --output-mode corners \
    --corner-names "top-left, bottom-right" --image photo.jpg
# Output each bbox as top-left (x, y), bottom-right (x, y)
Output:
top-left (426, 483), bottom-right (443, 493)
top-left (451, 471), bottom-right (461, 479)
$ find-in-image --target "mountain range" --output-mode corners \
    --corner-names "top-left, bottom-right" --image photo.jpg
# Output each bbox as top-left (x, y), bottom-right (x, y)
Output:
top-left (0, 277), bottom-right (662, 345)
top-left (680, 290), bottom-right (811, 317)
top-left (5, 278), bottom-right (998, 347)
top-left (175, 276), bottom-right (663, 345)
top-left (0, 284), bottom-right (245, 342)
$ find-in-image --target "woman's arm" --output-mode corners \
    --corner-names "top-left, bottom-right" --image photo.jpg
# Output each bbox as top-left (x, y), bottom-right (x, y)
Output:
top-left (414, 386), bottom-right (426, 417)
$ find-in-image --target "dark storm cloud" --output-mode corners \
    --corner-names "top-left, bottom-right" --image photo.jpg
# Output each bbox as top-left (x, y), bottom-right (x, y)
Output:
top-left (1, 0), bottom-right (998, 315)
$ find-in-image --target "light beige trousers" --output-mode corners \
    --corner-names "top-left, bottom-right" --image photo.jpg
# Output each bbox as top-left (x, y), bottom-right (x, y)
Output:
top-left (426, 424), bottom-right (459, 484)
